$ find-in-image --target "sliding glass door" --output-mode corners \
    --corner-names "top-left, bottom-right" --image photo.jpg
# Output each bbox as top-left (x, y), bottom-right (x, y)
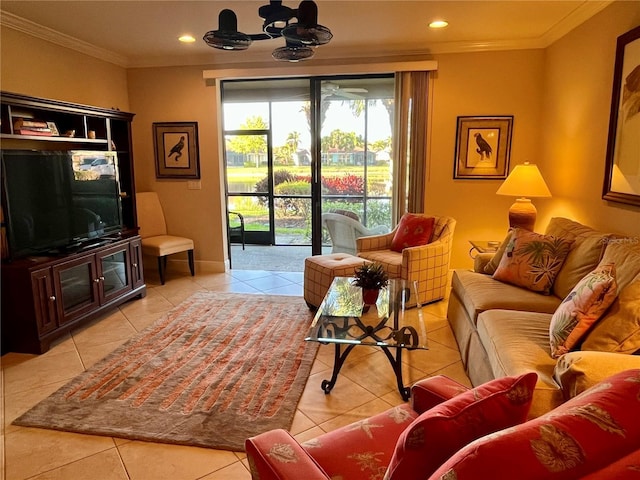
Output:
top-left (221, 75), bottom-right (395, 265)
top-left (223, 79), bottom-right (313, 248)
top-left (318, 77), bottom-right (394, 233)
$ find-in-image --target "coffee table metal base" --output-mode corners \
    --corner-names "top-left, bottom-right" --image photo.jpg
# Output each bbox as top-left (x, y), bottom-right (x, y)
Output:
top-left (321, 342), bottom-right (411, 401)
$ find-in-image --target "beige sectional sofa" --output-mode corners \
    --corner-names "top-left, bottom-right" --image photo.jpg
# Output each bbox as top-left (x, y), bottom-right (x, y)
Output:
top-left (447, 217), bottom-right (640, 418)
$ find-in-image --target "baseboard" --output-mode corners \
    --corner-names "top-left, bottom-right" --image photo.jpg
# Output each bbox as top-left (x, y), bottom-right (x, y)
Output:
top-left (142, 256), bottom-right (226, 274)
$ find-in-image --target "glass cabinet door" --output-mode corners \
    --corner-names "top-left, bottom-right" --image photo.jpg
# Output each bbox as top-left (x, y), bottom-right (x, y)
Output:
top-left (53, 256), bottom-right (99, 325)
top-left (98, 243), bottom-right (132, 303)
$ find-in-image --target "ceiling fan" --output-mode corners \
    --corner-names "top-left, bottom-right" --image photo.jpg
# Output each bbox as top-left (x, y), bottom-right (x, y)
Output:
top-left (203, 0), bottom-right (333, 62)
top-left (321, 82), bottom-right (368, 100)
top-left (284, 82), bottom-right (369, 101)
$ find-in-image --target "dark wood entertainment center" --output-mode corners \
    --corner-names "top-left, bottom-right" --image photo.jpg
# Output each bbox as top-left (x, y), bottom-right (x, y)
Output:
top-left (1, 91), bottom-right (146, 354)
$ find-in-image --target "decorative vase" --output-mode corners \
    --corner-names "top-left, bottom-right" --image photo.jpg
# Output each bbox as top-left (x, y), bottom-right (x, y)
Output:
top-left (362, 288), bottom-right (380, 305)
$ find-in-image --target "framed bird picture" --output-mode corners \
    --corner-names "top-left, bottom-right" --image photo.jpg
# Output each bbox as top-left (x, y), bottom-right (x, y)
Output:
top-left (153, 122), bottom-right (200, 179)
top-left (454, 116), bottom-right (513, 179)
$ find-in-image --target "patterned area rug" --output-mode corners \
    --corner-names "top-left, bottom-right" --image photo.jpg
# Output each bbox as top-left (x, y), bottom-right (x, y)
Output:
top-left (14, 292), bottom-right (318, 451)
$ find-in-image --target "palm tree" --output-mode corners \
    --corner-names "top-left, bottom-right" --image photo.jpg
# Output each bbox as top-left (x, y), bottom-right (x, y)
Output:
top-left (300, 102), bottom-right (331, 133)
top-left (286, 131), bottom-right (301, 151)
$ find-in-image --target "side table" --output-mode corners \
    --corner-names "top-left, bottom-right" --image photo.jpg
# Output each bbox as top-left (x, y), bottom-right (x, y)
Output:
top-left (468, 240), bottom-right (501, 258)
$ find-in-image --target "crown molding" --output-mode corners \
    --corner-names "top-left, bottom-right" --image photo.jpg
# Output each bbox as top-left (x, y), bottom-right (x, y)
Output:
top-left (1, 2), bottom-right (613, 69)
top-left (540, 0), bottom-right (613, 46)
top-left (0, 10), bottom-right (128, 67)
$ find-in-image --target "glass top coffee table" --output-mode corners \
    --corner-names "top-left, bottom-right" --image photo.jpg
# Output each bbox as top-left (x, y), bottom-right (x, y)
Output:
top-left (306, 277), bottom-right (428, 400)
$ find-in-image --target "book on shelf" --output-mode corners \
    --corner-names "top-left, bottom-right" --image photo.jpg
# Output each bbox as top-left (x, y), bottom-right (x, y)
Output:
top-left (17, 128), bottom-right (53, 137)
top-left (14, 118), bottom-right (49, 129)
top-left (19, 126), bottom-right (51, 132)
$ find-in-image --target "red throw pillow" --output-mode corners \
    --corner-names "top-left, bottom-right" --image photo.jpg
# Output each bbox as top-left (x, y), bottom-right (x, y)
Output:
top-left (385, 372), bottom-right (537, 480)
top-left (390, 214), bottom-right (435, 252)
top-left (429, 369), bottom-right (640, 480)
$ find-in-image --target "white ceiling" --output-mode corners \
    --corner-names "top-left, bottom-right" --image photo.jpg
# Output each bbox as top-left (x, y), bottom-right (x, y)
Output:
top-left (0, 1), bottom-right (612, 68)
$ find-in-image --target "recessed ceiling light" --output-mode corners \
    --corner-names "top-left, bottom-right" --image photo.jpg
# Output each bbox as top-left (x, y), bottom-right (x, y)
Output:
top-left (179, 35), bottom-right (196, 43)
top-left (429, 20), bottom-right (449, 29)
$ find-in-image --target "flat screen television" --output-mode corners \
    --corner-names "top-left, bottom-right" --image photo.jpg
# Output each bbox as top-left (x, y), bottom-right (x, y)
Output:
top-left (1, 149), bottom-right (123, 259)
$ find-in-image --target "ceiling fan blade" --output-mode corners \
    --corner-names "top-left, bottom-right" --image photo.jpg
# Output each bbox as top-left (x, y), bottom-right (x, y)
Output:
top-left (321, 82), bottom-right (367, 99)
top-left (342, 88), bottom-right (368, 93)
top-left (335, 91), bottom-right (364, 100)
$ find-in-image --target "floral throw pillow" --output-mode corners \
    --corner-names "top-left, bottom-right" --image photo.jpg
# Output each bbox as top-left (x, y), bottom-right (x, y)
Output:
top-left (390, 214), bottom-right (435, 252)
top-left (492, 228), bottom-right (573, 294)
top-left (581, 274), bottom-right (640, 353)
top-left (549, 263), bottom-right (618, 358)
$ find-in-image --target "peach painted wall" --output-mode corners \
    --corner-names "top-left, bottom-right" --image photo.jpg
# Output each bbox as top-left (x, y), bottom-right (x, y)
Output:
top-left (0, 28), bottom-right (129, 110)
top-left (126, 66), bottom-right (226, 272)
top-left (426, 49), bottom-right (546, 268)
top-left (538, 2), bottom-right (640, 236)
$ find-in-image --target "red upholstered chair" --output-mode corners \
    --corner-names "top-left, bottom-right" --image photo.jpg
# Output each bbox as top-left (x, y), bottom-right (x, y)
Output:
top-left (246, 373), bottom-right (537, 480)
top-left (245, 370), bottom-right (640, 480)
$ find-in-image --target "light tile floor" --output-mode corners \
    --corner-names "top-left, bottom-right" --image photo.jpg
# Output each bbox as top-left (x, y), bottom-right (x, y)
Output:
top-left (1, 268), bottom-right (471, 480)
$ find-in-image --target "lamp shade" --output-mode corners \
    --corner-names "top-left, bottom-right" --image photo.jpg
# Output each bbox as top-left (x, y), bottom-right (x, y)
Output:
top-left (496, 162), bottom-right (551, 198)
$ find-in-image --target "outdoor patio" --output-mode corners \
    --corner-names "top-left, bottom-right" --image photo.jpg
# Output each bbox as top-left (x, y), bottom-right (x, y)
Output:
top-left (230, 244), bottom-right (334, 272)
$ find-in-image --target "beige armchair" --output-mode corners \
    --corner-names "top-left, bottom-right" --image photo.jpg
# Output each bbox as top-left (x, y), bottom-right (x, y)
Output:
top-left (357, 214), bottom-right (456, 304)
top-left (136, 192), bottom-right (195, 285)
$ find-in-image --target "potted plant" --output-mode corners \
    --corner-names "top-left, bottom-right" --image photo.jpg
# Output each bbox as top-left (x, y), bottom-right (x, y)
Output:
top-left (353, 262), bottom-right (389, 305)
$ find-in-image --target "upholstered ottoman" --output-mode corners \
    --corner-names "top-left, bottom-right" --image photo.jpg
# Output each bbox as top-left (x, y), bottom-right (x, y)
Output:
top-left (303, 253), bottom-right (370, 308)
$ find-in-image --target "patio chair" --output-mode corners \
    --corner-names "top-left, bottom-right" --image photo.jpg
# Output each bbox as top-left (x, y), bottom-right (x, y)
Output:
top-left (136, 191), bottom-right (195, 285)
top-left (228, 211), bottom-right (245, 250)
top-left (322, 212), bottom-right (388, 256)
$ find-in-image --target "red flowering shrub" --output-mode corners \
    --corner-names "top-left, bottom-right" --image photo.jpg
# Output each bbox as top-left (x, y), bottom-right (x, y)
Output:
top-left (323, 174), bottom-right (364, 195)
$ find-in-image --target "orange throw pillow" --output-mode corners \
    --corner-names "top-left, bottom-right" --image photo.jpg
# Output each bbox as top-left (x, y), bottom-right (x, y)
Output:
top-left (390, 214), bottom-right (435, 252)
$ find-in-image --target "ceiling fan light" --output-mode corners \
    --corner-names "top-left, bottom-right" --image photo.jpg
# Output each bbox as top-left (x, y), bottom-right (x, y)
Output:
top-left (203, 30), bottom-right (252, 50)
top-left (282, 23), bottom-right (332, 45)
top-left (272, 44), bottom-right (315, 62)
top-left (203, 9), bottom-right (252, 50)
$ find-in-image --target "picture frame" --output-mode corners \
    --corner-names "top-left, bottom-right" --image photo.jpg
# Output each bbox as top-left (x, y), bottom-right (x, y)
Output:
top-left (46, 122), bottom-right (59, 136)
top-left (454, 116), bottom-right (513, 179)
top-left (153, 122), bottom-right (200, 179)
top-left (602, 25), bottom-right (640, 207)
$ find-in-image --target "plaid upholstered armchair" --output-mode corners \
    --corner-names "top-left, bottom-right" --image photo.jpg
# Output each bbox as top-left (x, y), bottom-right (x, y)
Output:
top-left (356, 214), bottom-right (456, 305)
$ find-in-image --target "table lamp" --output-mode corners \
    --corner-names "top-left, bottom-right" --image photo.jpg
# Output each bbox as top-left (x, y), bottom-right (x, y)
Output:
top-left (496, 162), bottom-right (551, 231)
